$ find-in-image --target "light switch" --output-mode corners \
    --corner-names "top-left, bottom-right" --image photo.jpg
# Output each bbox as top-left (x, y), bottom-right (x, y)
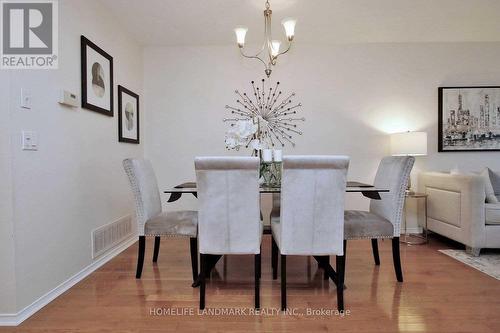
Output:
top-left (20, 88), bottom-right (32, 109)
top-left (22, 131), bottom-right (38, 151)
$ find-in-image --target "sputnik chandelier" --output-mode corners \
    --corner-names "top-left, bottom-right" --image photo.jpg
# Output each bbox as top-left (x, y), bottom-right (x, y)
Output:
top-left (224, 79), bottom-right (304, 148)
top-left (234, 0), bottom-right (297, 78)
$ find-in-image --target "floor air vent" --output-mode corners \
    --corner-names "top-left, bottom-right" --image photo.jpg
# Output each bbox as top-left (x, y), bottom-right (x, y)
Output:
top-left (92, 215), bottom-right (133, 259)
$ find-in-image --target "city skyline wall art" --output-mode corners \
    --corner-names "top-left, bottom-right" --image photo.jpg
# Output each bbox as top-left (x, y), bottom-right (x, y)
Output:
top-left (439, 86), bottom-right (500, 152)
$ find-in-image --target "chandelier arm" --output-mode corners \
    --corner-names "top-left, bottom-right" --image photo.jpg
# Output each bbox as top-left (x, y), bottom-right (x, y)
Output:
top-left (275, 39), bottom-right (292, 58)
top-left (239, 48), bottom-right (269, 70)
top-left (241, 47), bottom-right (265, 58)
top-left (240, 39), bottom-right (266, 58)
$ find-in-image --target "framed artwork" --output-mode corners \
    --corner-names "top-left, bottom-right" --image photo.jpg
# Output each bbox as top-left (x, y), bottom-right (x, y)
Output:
top-left (438, 86), bottom-right (500, 152)
top-left (81, 35), bottom-right (113, 116)
top-left (118, 85), bottom-right (140, 144)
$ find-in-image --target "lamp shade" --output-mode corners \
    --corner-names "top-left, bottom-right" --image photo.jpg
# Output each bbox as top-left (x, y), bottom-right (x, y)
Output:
top-left (390, 131), bottom-right (427, 156)
top-left (281, 18), bottom-right (297, 40)
top-left (234, 26), bottom-right (248, 46)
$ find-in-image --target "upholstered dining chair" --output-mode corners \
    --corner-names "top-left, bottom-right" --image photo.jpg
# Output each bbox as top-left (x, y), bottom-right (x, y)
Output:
top-left (123, 158), bottom-right (198, 280)
top-left (344, 156), bottom-right (415, 282)
top-left (195, 156), bottom-right (262, 309)
top-left (271, 155), bottom-right (350, 311)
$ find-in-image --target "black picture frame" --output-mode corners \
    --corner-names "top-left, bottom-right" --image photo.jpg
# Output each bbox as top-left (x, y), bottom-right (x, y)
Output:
top-left (118, 85), bottom-right (140, 144)
top-left (438, 86), bottom-right (500, 152)
top-left (81, 35), bottom-right (114, 116)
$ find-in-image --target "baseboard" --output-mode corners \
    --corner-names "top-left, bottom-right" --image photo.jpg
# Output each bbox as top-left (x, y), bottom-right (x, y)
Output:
top-left (0, 235), bottom-right (137, 326)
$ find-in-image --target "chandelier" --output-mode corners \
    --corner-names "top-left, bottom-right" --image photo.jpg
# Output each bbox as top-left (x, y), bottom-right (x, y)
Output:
top-left (234, 0), bottom-right (296, 78)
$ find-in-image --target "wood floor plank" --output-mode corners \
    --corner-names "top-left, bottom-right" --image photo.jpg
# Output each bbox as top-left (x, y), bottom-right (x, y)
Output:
top-left (1, 235), bottom-right (499, 332)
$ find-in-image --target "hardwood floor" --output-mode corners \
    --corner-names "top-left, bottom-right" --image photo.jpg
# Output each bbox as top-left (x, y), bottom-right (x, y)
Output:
top-left (2, 235), bottom-right (500, 333)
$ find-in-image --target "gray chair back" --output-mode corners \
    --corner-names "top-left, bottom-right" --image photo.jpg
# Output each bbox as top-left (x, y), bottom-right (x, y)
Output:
top-left (195, 156), bottom-right (261, 255)
top-left (279, 155), bottom-right (350, 255)
top-left (369, 156), bottom-right (415, 236)
top-left (123, 159), bottom-right (162, 236)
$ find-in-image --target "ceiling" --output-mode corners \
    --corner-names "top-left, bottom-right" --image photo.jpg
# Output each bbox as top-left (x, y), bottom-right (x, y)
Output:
top-left (100, 0), bottom-right (500, 46)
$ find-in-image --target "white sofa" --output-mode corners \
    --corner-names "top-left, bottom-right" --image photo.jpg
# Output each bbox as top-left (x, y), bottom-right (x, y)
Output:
top-left (418, 170), bottom-right (500, 256)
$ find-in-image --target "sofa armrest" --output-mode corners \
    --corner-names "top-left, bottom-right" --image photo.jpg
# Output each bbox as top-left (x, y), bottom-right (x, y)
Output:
top-left (418, 172), bottom-right (486, 247)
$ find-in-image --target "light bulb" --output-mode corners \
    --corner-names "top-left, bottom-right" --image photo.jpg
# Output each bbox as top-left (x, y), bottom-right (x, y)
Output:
top-left (234, 26), bottom-right (248, 47)
top-left (271, 40), bottom-right (281, 57)
top-left (281, 18), bottom-right (296, 41)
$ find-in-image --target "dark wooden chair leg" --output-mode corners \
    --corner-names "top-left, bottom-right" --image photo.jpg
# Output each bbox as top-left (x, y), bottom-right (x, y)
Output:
top-left (255, 253), bottom-right (261, 309)
top-left (336, 253), bottom-right (345, 311)
top-left (258, 246), bottom-right (262, 279)
top-left (199, 254), bottom-right (206, 309)
top-left (341, 240), bottom-right (347, 287)
top-left (190, 237), bottom-right (198, 283)
top-left (191, 254), bottom-right (222, 288)
top-left (223, 255), bottom-right (227, 278)
top-left (335, 239), bottom-right (347, 310)
top-left (281, 254), bottom-right (287, 311)
top-left (323, 256), bottom-right (330, 280)
top-left (272, 236), bottom-right (278, 280)
top-left (136, 236), bottom-right (145, 279)
top-left (152, 236), bottom-right (161, 262)
top-left (313, 256), bottom-right (339, 286)
top-left (371, 239), bottom-right (380, 266)
top-left (392, 237), bottom-right (403, 282)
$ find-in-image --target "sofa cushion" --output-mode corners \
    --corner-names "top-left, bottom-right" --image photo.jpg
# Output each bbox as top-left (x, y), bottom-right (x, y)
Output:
top-left (481, 168), bottom-right (498, 203)
top-left (489, 169), bottom-right (500, 195)
top-left (485, 203), bottom-right (500, 225)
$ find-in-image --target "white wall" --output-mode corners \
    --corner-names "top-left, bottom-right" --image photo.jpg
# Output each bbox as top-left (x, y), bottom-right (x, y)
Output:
top-left (144, 42), bottom-right (500, 216)
top-left (1, 0), bottom-right (143, 313)
top-left (0, 72), bottom-right (17, 314)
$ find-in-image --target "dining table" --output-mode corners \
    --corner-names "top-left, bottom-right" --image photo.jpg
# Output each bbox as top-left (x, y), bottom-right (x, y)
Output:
top-left (164, 180), bottom-right (390, 288)
top-left (164, 181), bottom-right (389, 202)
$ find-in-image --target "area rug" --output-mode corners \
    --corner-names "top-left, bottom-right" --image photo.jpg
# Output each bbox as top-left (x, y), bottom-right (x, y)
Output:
top-left (439, 249), bottom-right (500, 280)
